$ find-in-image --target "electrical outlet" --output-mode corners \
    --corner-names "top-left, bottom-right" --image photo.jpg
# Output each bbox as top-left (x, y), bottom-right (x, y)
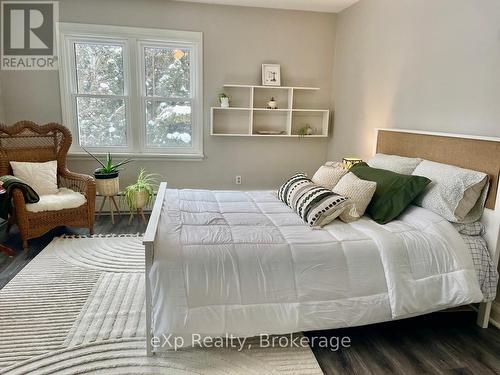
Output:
top-left (235, 175), bottom-right (242, 185)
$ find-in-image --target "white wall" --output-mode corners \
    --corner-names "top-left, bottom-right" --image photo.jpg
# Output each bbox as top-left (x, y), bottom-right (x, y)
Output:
top-left (0, 79), bottom-right (5, 123)
top-left (329, 0), bottom-right (500, 305)
top-left (0, 0), bottom-right (336, 189)
top-left (328, 0), bottom-right (500, 161)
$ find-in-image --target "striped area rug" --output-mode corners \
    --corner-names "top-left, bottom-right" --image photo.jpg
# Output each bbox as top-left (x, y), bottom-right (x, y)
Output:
top-left (0, 235), bottom-right (323, 374)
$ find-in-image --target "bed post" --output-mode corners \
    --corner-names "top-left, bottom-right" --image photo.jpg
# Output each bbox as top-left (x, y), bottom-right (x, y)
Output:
top-left (477, 186), bottom-right (500, 328)
top-left (477, 302), bottom-right (492, 328)
top-left (143, 182), bottom-right (167, 356)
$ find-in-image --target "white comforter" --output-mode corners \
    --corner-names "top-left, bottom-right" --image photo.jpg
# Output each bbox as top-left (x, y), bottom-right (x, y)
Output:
top-left (149, 189), bottom-right (483, 343)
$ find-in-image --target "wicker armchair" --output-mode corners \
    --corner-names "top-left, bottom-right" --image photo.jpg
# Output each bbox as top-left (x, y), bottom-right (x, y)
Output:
top-left (0, 121), bottom-right (95, 250)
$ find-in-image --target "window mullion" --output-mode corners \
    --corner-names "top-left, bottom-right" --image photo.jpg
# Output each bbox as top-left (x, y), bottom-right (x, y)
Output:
top-left (143, 96), bottom-right (190, 102)
top-left (129, 38), bottom-right (143, 154)
top-left (121, 38), bottom-right (136, 153)
top-left (73, 93), bottom-right (128, 99)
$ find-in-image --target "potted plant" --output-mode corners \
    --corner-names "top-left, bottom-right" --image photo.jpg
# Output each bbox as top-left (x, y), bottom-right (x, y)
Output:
top-left (218, 93), bottom-right (230, 108)
top-left (297, 124), bottom-right (313, 138)
top-left (124, 168), bottom-right (159, 210)
top-left (83, 149), bottom-right (132, 196)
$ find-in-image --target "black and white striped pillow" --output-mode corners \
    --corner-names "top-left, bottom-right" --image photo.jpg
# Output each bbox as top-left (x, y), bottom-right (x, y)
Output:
top-left (278, 174), bottom-right (351, 227)
top-left (277, 173), bottom-right (309, 206)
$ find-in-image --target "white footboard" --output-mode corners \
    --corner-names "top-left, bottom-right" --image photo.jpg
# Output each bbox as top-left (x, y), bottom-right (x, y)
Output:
top-left (477, 193), bottom-right (500, 328)
top-left (143, 182), bottom-right (167, 356)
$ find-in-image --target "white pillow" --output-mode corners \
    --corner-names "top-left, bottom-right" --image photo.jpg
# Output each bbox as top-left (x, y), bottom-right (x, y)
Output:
top-left (368, 154), bottom-right (422, 175)
top-left (10, 160), bottom-right (58, 196)
top-left (333, 172), bottom-right (377, 223)
top-left (412, 160), bottom-right (489, 223)
top-left (312, 164), bottom-right (348, 190)
top-left (324, 161), bottom-right (343, 168)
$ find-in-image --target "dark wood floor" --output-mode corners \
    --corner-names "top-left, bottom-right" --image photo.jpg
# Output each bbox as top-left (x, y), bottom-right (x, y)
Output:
top-left (0, 215), bottom-right (498, 375)
top-left (306, 312), bottom-right (499, 375)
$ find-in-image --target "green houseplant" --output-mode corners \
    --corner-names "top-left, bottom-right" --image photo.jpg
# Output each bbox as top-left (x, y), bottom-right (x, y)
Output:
top-left (218, 93), bottom-right (230, 108)
top-left (297, 124), bottom-right (313, 138)
top-left (124, 168), bottom-right (159, 210)
top-left (83, 148), bottom-right (132, 196)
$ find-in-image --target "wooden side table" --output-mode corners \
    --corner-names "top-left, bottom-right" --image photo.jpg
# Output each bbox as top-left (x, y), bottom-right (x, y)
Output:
top-left (96, 191), bottom-right (155, 225)
top-left (96, 192), bottom-right (121, 224)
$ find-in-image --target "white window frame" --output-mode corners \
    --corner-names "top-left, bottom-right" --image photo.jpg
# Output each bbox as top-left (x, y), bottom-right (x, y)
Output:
top-left (58, 22), bottom-right (204, 159)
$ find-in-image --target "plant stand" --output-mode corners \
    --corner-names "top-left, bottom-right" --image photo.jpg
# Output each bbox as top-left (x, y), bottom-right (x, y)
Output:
top-left (128, 207), bottom-right (146, 224)
top-left (96, 194), bottom-right (121, 224)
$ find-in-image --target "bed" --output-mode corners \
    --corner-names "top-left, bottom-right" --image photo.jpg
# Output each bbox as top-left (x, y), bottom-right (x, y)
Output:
top-left (144, 129), bottom-right (500, 355)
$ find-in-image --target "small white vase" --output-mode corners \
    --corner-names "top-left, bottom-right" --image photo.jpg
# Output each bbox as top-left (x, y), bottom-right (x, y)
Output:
top-left (220, 97), bottom-right (230, 108)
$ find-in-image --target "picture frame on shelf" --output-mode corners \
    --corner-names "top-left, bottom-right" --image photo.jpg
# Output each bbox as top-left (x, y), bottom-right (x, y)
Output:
top-left (262, 64), bottom-right (281, 86)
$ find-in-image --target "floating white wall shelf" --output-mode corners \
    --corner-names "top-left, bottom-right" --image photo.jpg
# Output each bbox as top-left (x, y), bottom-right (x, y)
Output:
top-left (211, 84), bottom-right (329, 137)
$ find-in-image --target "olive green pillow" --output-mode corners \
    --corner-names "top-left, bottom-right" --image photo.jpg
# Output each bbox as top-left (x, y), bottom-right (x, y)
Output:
top-left (350, 162), bottom-right (431, 224)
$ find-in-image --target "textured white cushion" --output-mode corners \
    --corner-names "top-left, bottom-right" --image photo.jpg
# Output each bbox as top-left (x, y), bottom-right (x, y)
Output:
top-left (324, 161), bottom-right (342, 168)
top-left (26, 188), bottom-right (86, 213)
top-left (10, 160), bottom-right (58, 196)
top-left (311, 164), bottom-right (348, 190)
top-left (368, 154), bottom-right (422, 175)
top-left (412, 160), bottom-right (489, 223)
top-left (333, 172), bottom-right (377, 223)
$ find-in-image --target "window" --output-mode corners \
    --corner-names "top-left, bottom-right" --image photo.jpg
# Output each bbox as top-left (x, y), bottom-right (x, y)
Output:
top-left (142, 44), bottom-right (192, 149)
top-left (74, 42), bottom-right (128, 147)
top-left (59, 23), bottom-right (203, 158)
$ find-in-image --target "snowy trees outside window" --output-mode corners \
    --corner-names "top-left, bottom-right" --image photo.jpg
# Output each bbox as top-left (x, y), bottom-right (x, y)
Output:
top-left (60, 24), bottom-right (203, 157)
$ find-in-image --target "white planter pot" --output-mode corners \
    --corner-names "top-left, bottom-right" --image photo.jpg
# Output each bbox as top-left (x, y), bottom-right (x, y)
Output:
top-left (95, 175), bottom-right (120, 196)
top-left (220, 97), bottom-right (230, 108)
top-left (129, 190), bottom-right (149, 209)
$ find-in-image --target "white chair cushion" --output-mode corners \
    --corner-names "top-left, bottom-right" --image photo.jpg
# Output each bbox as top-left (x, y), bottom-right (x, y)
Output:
top-left (10, 160), bottom-right (59, 195)
top-left (26, 188), bottom-right (86, 213)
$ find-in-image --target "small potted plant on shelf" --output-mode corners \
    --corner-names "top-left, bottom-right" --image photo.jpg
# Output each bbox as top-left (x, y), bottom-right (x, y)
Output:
top-left (83, 148), bottom-right (132, 196)
top-left (124, 168), bottom-right (158, 211)
top-left (297, 124), bottom-right (313, 138)
top-left (218, 93), bottom-right (230, 108)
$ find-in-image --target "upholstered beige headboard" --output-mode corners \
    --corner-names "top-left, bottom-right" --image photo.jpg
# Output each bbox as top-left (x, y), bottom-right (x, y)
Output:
top-left (376, 129), bottom-right (500, 210)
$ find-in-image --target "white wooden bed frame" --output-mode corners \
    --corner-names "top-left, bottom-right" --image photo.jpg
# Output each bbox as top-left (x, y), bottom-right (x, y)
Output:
top-left (143, 129), bottom-right (500, 356)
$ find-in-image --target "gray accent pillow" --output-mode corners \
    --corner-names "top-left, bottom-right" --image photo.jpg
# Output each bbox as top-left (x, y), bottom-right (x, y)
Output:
top-left (367, 154), bottom-right (422, 175)
top-left (412, 160), bottom-right (489, 223)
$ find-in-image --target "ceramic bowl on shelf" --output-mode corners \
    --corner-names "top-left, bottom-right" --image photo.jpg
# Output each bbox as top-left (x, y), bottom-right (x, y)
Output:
top-left (256, 130), bottom-right (285, 135)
